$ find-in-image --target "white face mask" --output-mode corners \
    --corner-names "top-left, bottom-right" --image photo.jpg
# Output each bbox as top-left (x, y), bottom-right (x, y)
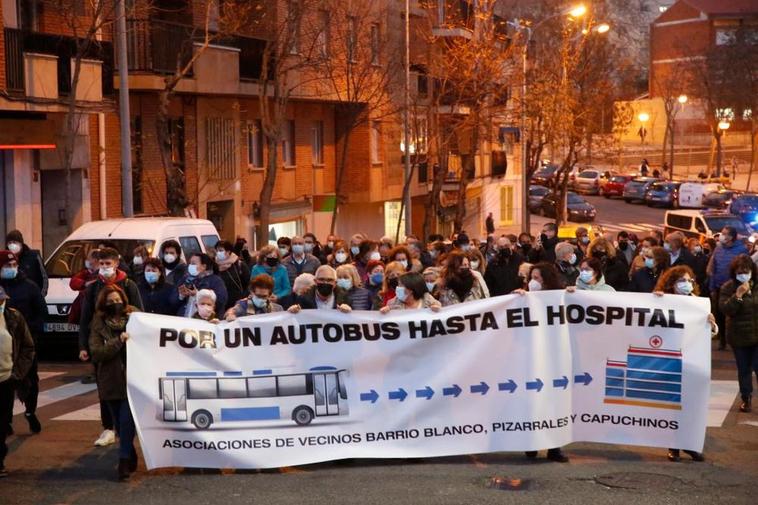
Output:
top-left (471, 260), bottom-right (480, 270)
top-left (216, 251), bottom-right (227, 261)
top-left (399, 259), bottom-right (409, 268)
top-left (163, 253), bottom-right (177, 264)
top-left (335, 252), bottom-right (348, 264)
top-left (370, 251), bottom-right (382, 261)
top-left (395, 285), bottom-right (408, 302)
top-left (99, 266), bottom-right (115, 278)
top-left (568, 253), bottom-right (577, 265)
top-left (336, 278), bottom-right (352, 291)
top-left (7, 242), bottom-right (22, 254)
top-left (132, 256), bottom-right (144, 266)
top-left (528, 279), bottom-right (542, 292)
top-left (196, 303), bottom-right (214, 319)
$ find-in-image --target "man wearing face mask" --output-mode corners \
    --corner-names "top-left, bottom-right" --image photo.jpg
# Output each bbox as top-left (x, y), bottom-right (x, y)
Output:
top-left (0, 251), bottom-right (46, 435)
top-left (78, 247), bottom-right (142, 448)
top-left (226, 275), bottom-right (284, 321)
top-left (708, 226), bottom-right (748, 350)
top-left (287, 266), bottom-right (353, 313)
top-left (282, 236), bottom-right (322, 287)
top-left (615, 231), bottom-right (636, 265)
top-left (484, 237), bottom-right (524, 296)
top-left (554, 242), bottom-right (579, 286)
top-left (4, 230), bottom-right (47, 296)
top-left (534, 223), bottom-right (559, 263)
top-left (159, 240), bottom-right (187, 286)
top-left (517, 232), bottom-right (540, 263)
top-left (665, 232), bottom-right (696, 271)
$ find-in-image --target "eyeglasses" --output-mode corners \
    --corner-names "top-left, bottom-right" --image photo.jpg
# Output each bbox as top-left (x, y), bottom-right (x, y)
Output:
top-left (316, 278), bottom-right (335, 283)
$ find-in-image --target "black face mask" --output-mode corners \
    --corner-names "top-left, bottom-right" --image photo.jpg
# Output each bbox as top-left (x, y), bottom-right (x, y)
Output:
top-left (316, 283), bottom-right (334, 297)
top-left (593, 249), bottom-right (606, 258)
top-left (618, 241), bottom-right (628, 251)
top-left (521, 244), bottom-right (532, 253)
top-left (265, 257), bottom-right (279, 267)
top-left (388, 277), bottom-right (399, 290)
top-left (105, 303), bottom-right (124, 316)
top-left (499, 248), bottom-right (512, 258)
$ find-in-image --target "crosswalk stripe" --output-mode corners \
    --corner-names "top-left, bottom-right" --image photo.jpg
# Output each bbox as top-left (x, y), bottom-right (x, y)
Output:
top-left (707, 380), bottom-right (740, 428)
top-left (13, 381), bottom-right (97, 415)
top-left (38, 372), bottom-right (65, 380)
top-left (52, 402), bottom-right (101, 421)
top-left (740, 421), bottom-right (758, 427)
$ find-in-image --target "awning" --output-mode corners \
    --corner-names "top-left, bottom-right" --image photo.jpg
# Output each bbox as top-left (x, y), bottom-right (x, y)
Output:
top-left (0, 119), bottom-right (57, 149)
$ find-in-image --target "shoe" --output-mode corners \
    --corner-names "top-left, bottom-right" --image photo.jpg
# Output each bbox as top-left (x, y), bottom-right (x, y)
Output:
top-left (667, 449), bottom-right (680, 462)
top-left (524, 451), bottom-right (538, 459)
top-left (0, 465), bottom-right (7, 478)
top-left (118, 458), bottom-right (131, 481)
top-left (94, 429), bottom-right (116, 447)
top-left (81, 375), bottom-right (96, 384)
top-left (546, 448), bottom-right (569, 463)
top-left (25, 413), bottom-right (41, 434)
top-left (740, 397), bottom-right (752, 413)
top-left (128, 448), bottom-right (139, 473)
top-left (684, 450), bottom-right (704, 462)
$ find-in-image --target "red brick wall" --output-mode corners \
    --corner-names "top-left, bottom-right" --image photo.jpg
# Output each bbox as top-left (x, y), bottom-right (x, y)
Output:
top-left (88, 114), bottom-right (101, 220)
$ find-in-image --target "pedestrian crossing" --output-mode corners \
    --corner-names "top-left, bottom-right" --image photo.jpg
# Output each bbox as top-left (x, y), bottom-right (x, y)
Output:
top-left (595, 221), bottom-right (663, 235)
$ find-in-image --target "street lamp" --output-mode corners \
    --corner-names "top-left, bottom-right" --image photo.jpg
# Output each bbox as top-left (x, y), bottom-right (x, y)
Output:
top-left (718, 120), bottom-right (731, 131)
top-left (569, 5), bottom-right (587, 18)
top-left (638, 112), bottom-right (650, 122)
top-left (678, 94), bottom-right (688, 105)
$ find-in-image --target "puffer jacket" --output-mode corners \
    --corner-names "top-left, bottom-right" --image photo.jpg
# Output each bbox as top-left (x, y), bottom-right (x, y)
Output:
top-left (719, 279), bottom-right (758, 348)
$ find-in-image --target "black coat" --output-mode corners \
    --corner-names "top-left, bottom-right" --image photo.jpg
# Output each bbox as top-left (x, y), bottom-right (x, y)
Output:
top-left (16, 244), bottom-right (47, 296)
top-left (670, 248), bottom-right (697, 270)
top-left (556, 261), bottom-right (579, 287)
top-left (602, 253), bottom-right (630, 291)
top-left (293, 286), bottom-right (351, 309)
top-left (0, 272), bottom-right (47, 337)
top-left (536, 236), bottom-right (559, 263)
top-left (484, 253), bottom-right (524, 296)
top-left (218, 261), bottom-right (250, 311)
top-left (628, 267), bottom-right (660, 293)
top-left (138, 279), bottom-right (177, 315)
top-left (690, 252), bottom-right (709, 295)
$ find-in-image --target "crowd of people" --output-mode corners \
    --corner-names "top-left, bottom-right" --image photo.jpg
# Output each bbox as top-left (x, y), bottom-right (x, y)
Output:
top-left (1, 223), bottom-right (757, 479)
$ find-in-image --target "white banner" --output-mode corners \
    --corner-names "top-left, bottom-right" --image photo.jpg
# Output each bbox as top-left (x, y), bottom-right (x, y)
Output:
top-left (126, 291), bottom-right (711, 470)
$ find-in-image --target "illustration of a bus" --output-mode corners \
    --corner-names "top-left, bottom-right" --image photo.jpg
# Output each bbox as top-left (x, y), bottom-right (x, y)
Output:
top-left (159, 366), bottom-right (349, 429)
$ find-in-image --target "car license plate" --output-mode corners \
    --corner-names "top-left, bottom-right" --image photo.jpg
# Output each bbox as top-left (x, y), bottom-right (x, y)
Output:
top-left (44, 322), bottom-right (79, 333)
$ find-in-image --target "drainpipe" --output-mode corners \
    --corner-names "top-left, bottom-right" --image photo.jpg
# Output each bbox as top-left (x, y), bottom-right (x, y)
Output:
top-left (98, 112), bottom-right (107, 219)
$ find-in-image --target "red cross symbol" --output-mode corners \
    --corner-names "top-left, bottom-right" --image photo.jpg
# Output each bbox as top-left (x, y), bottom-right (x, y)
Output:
top-left (649, 335), bottom-right (663, 348)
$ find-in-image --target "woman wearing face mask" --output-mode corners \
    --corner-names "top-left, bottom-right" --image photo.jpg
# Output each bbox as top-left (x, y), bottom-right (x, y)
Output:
top-left (423, 267), bottom-right (441, 299)
top-left (88, 285), bottom-right (139, 480)
top-left (251, 245), bottom-right (291, 300)
top-left (192, 289), bottom-right (220, 323)
top-left (687, 238), bottom-right (709, 296)
top-left (69, 248), bottom-right (101, 326)
top-left (719, 254), bottom-right (758, 415)
top-left (327, 240), bottom-right (352, 269)
top-left (653, 266), bottom-right (714, 463)
top-left (467, 248), bottom-right (491, 298)
top-left (629, 237), bottom-right (659, 277)
top-left (128, 245), bottom-right (148, 282)
top-left (225, 275), bottom-right (283, 320)
top-left (214, 240), bottom-right (250, 310)
top-left (379, 261), bottom-right (406, 308)
top-left (438, 251), bottom-right (488, 306)
top-left (174, 253), bottom-right (228, 318)
top-left (567, 257), bottom-right (616, 292)
top-left (354, 240), bottom-right (380, 286)
top-left (380, 272), bottom-right (441, 313)
top-left (159, 240), bottom-right (187, 286)
top-left (137, 258), bottom-right (175, 315)
top-left (335, 264), bottom-right (372, 310)
top-left (389, 246), bottom-right (418, 273)
top-left (587, 237), bottom-right (628, 291)
top-left (364, 260), bottom-right (385, 309)
top-left (629, 246), bottom-right (669, 293)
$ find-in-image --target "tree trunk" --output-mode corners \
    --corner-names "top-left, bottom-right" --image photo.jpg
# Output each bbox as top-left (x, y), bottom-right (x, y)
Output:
top-left (395, 160), bottom-right (415, 244)
top-left (423, 158), bottom-right (446, 241)
top-left (156, 88), bottom-right (187, 215)
top-left (257, 136), bottom-right (279, 249)
top-left (453, 153), bottom-right (473, 233)
top-left (661, 120), bottom-right (669, 174)
top-left (330, 127), bottom-right (352, 235)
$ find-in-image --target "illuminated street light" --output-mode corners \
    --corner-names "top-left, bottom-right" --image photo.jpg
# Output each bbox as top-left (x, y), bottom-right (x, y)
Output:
top-left (678, 94), bottom-right (688, 104)
top-left (718, 121), bottom-right (731, 130)
top-left (569, 5), bottom-right (587, 18)
top-left (638, 112), bottom-right (650, 122)
top-left (596, 23), bottom-right (610, 33)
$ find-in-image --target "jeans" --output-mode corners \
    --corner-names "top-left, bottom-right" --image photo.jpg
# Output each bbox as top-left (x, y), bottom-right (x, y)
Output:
top-left (0, 379), bottom-right (15, 466)
top-left (24, 357), bottom-right (38, 414)
top-left (106, 399), bottom-right (135, 459)
top-left (733, 344), bottom-right (758, 399)
top-left (93, 363), bottom-right (113, 430)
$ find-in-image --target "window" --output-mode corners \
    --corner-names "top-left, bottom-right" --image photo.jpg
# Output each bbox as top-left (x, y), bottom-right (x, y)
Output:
top-left (716, 29), bottom-right (737, 46)
top-left (347, 16), bottom-right (358, 63)
top-left (695, 218), bottom-right (706, 234)
top-left (666, 214), bottom-right (692, 230)
top-left (282, 120), bottom-right (296, 166)
top-left (412, 115), bottom-right (428, 155)
top-left (288, 0), bottom-right (301, 54)
top-left (247, 119), bottom-right (264, 169)
top-left (370, 121), bottom-right (382, 164)
top-left (188, 379), bottom-right (217, 399)
top-left (44, 239), bottom-right (155, 278)
top-left (207, 117), bottom-right (236, 179)
top-left (219, 379), bottom-right (247, 398)
top-left (311, 121), bottom-right (324, 165)
top-left (491, 151), bottom-right (507, 177)
top-left (247, 377), bottom-right (276, 397)
top-left (179, 236), bottom-right (202, 258)
top-left (370, 23), bottom-right (380, 65)
top-left (318, 10), bottom-right (330, 57)
top-left (277, 375), bottom-right (309, 396)
top-left (201, 234), bottom-right (220, 252)
top-left (417, 74), bottom-right (428, 98)
top-left (499, 185), bottom-right (514, 224)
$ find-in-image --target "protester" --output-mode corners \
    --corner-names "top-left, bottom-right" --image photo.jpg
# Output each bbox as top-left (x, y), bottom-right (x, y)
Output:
top-left (192, 289), bottom-right (221, 324)
top-left (69, 248), bottom-right (101, 330)
top-left (174, 253), bottom-right (227, 318)
top-left (568, 257), bottom-right (616, 292)
top-left (303, 233), bottom-right (323, 264)
top-left (225, 275), bottom-right (283, 320)
top-left (129, 245), bottom-right (148, 282)
top-left (615, 231), bottom-right (635, 265)
top-left (379, 261), bottom-right (406, 308)
top-left (388, 245), bottom-right (420, 274)
top-left (665, 232), bottom-right (695, 270)
top-left (277, 273), bottom-right (316, 310)
top-left (233, 236), bottom-right (253, 266)
top-left (628, 246), bottom-right (668, 293)
top-left (138, 258), bottom-right (175, 315)
top-left (282, 236), bottom-right (321, 287)
top-left (380, 272), bottom-right (441, 313)
top-left (287, 266), bottom-right (352, 313)
top-left (348, 234), bottom-right (366, 259)
top-left (378, 237), bottom-right (394, 263)
top-left (327, 240), bottom-right (351, 268)
top-left (587, 237), bottom-right (628, 291)
top-left (88, 285), bottom-right (138, 480)
top-left (365, 260), bottom-right (385, 304)
top-left (687, 238), bottom-right (709, 295)
top-left (484, 236), bottom-right (523, 296)
top-left (251, 246), bottom-right (291, 300)
top-left (521, 262), bottom-right (565, 292)
top-left (535, 223), bottom-right (559, 263)
top-left (354, 240), bottom-right (380, 285)
top-left (438, 250), bottom-right (488, 306)
top-left (214, 240), bottom-right (250, 310)
top-left (630, 236), bottom-right (659, 276)
top-left (423, 267), bottom-right (441, 299)
top-left (708, 226), bottom-right (749, 350)
top-left (277, 237), bottom-right (291, 259)
top-left (336, 264), bottom-right (372, 310)
top-left (719, 254), bottom-right (758, 414)
top-left (159, 240), bottom-right (187, 286)
top-left (0, 286), bottom-right (35, 477)
top-left (4, 230), bottom-right (47, 295)
top-left (407, 239), bottom-right (433, 269)
top-left (554, 242), bottom-right (579, 286)
top-left (0, 250), bottom-right (46, 434)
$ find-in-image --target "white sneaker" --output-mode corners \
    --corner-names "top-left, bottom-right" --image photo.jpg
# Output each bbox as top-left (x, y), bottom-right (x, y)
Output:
top-left (94, 429), bottom-right (116, 447)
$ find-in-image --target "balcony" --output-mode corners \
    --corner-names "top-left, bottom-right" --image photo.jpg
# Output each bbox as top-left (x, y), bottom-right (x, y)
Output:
top-left (3, 27), bottom-right (113, 99)
top-left (433, 0), bottom-right (475, 39)
top-left (125, 19), bottom-right (270, 81)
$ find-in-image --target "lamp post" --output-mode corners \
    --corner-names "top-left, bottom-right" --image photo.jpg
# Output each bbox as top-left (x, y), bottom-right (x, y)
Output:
top-left (670, 94), bottom-right (687, 178)
top-left (638, 112), bottom-right (649, 145)
top-left (716, 120), bottom-right (730, 177)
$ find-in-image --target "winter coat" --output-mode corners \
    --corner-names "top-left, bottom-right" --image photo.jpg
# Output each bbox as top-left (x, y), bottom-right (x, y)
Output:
top-left (345, 286), bottom-right (372, 310)
top-left (601, 254), bottom-right (629, 292)
top-left (68, 268), bottom-right (98, 324)
top-left (229, 297), bottom-right (283, 317)
top-left (0, 272), bottom-right (46, 336)
top-left (15, 244), bottom-right (47, 296)
top-left (385, 292), bottom-right (440, 311)
top-left (556, 261), bottom-right (579, 287)
top-left (251, 264), bottom-right (291, 300)
top-left (172, 272), bottom-right (228, 317)
top-left (484, 253), bottom-right (524, 296)
top-left (138, 278), bottom-right (177, 315)
top-left (78, 270), bottom-right (143, 351)
top-left (281, 254), bottom-right (321, 287)
top-left (89, 308), bottom-right (137, 401)
top-left (1, 307), bottom-right (35, 382)
top-left (708, 241), bottom-right (749, 292)
top-left (719, 279), bottom-right (758, 348)
top-left (293, 286), bottom-right (352, 309)
top-left (163, 262), bottom-right (188, 286)
top-left (217, 253), bottom-right (250, 310)
top-left (438, 275), bottom-right (488, 306)
top-left (628, 267), bottom-right (661, 293)
top-left (575, 275), bottom-right (616, 292)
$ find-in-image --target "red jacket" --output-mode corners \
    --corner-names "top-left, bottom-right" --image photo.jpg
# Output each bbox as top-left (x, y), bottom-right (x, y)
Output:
top-left (70, 268), bottom-right (99, 292)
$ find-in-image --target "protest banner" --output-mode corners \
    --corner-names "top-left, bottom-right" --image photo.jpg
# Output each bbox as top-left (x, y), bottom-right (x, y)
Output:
top-left (126, 290), bottom-right (711, 470)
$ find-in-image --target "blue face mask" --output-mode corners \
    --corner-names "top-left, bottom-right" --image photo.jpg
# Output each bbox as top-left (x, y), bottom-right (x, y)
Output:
top-left (351, 246), bottom-right (360, 256)
top-left (0, 303), bottom-right (5, 314)
top-left (251, 295), bottom-right (267, 308)
top-left (644, 257), bottom-right (655, 269)
top-left (144, 271), bottom-right (160, 284)
top-left (188, 264), bottom-right (199, 277)
top-left (216, 251), bottom-right (227, 261)
top-left (425, 281), bottom-right (436, 292)
top-left (370, 272), bottom-right (384, 285)
top-left (395, 286), bottom-right (408, 302)
top-left (579, 270), bottom-right (594, 284)
top-left (336, 278), bottom-right (352, 291)
top-left (1, 267), bottom-right (18, 280)
top-left (736, 272), bottom-right (752, 284)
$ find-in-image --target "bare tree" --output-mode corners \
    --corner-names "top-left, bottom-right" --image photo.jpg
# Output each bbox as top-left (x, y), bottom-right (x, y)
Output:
top-left (655, 61), bottom-right (688, 178)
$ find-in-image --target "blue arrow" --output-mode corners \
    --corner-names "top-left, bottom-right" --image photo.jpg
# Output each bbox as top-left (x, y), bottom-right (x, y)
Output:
top-left (526, 378), bottom-right (544, 392)
top-left (470, 382), bottom-right (490, 395)
top-left (553, 376), bottom-right (569, 389)
top-left (498, 379), bottom-right (517, 393)
top-left (443, 384), bottom-right (462, 397)
top-left (388, 388), bottom-right (408, 401)
top-left (416, 386), bottom-right (434, 400)
top-left (360, 390), bottom-right (379, 403)
top-left (574, 372), bottom-right (593, 386)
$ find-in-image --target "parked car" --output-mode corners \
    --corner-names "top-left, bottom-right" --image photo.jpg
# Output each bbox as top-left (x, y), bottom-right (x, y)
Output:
top-left (623, 177), bottom-right (660, 203)
top-left (600, 174), bottom-right (634, 198)
top-left (531, 163), bottom-right (559, 187)
top-left (645, 181), bottom-right (682, 208)
top-left (528, 185), bottom-right (550, 213)
top-left (539, 191), bottom-right (597, 222)
top-left (703, 189), bottom-right (742, 209)
top-left (43, 218), bottom-right (221, 350)
top-left (573, 169), bottom-right (605, 194)
top-left (729, 193), bottom-right (758, 225)
top-left (664, 209), bottom-right (751, 242)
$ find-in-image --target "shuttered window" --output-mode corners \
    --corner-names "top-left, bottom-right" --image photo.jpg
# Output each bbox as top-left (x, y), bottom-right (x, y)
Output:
top-left (207, 117), bottom-right (237, 180)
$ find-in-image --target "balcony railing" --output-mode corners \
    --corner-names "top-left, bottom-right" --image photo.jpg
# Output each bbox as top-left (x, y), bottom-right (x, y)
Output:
top-left (125, 18), bottom-right (270, 80)
top-left (438, 0), bottom-right (475, 31)
top-left (3, 27), bottom-right (114, 97)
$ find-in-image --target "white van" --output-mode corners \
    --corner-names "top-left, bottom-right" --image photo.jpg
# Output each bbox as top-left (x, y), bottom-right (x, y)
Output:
top-left (677, 182), bottom-right (723, 208)
top-left (43, 218), bottom-right (220, 341)
top-left (663, 209), bottom-right (751, 242)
